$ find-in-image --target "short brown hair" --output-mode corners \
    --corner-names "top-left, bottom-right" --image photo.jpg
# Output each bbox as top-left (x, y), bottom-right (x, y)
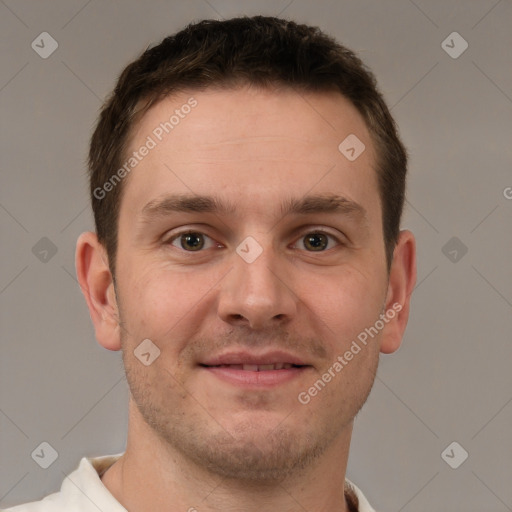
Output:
top-left (89, 15), bottom-right (407, 275)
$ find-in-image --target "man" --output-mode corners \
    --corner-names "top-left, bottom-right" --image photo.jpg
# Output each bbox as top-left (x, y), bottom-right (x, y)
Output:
top-left (7, 15), bottom-right (416, 512)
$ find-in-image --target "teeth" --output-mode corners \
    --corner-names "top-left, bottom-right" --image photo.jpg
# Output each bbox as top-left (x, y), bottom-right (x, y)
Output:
top-left (242, 364), bottom-right (259, 371)
top-left (213, 363), bottom-right (301, 371)
top-left (222, 363), bottom-right (298, 371)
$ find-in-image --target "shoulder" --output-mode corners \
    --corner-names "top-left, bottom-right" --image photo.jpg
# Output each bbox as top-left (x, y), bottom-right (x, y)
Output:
top-left (3, 492), bottom-right (62, 512)
top-left (2, 454), bottom-right (124, 512)
top-left (345, 478), bottom-right (377, 512)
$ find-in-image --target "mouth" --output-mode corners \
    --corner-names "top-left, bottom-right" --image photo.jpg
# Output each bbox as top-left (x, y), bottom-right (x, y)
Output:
top-left (199, 352), bottom-right (312, 387)
top-left (200, 362), bottom-right (303, 371)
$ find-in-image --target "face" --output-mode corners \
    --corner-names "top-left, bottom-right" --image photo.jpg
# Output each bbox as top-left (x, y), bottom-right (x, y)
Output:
top-left (113, 86), bottom-right (391, 480)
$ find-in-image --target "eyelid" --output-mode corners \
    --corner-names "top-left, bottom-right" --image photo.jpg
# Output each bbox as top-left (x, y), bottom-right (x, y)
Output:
top-left (164, 228), bottom-right (221, 250)
top-left (163, 225), bottom-right (214, 241)
top-left (163, 225), bottom-right (346, 251)
top-left (292, 226), bottom-right (347, 247)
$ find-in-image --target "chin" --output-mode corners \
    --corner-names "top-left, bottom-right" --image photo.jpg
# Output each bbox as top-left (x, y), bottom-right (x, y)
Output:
top-left (184, 424), bottom-right (329, 482)
top-left (148, 407), bottom-right (344, 483)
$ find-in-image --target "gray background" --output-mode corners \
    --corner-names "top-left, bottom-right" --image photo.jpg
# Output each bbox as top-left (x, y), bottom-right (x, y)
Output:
top-left (1, 0), bottom-right (511, 510)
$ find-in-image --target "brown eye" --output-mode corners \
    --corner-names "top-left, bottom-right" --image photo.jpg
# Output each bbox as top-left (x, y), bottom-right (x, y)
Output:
top-left (174, 232), bottom-right (205, 251)
top-left (295, 231), bottom-right (341, 252)
top-left (303, 233), bottom-right (329, 251)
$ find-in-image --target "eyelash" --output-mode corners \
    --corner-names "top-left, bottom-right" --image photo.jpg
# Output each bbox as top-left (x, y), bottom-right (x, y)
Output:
top-left (165, 229), bottom-right (344, 252)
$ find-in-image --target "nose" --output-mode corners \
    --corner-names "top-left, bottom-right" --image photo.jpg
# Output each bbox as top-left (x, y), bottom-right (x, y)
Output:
top-left (217, 243), bottom-right (297, 330)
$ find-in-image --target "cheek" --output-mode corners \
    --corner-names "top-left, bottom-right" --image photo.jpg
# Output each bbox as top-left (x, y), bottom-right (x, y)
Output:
top-left (303, 265), bottom-right (387, 349)
top-left (116, 260), bottom-right (220, 346)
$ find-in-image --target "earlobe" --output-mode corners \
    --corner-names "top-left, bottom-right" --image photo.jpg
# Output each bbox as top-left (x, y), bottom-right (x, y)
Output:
top-left (380, 230), bottom-right (417, 354)
top-left (75, 232), bottom-right (122, 351)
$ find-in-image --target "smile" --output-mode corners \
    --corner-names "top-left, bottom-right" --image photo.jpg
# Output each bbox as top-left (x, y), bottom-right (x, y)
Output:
top-left (200, 364), bottom-right (310, 388)
top-left (203, 363), bottom-right (303, 371)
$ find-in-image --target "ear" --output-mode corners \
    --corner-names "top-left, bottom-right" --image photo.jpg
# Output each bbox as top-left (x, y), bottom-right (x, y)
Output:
top-left (380, 230), bottom-right (417, 354)
top-left (75, 232), bottom-right (121, 351)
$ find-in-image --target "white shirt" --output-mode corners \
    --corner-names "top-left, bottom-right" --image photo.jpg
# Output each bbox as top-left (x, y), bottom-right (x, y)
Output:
top-left (4, 454), bottom-right (376, 511)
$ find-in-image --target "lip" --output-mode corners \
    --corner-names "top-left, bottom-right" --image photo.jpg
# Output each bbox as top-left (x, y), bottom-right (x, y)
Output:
top-left (200, 350), bottom-right (308, 367)
top-left (199, 350), bottom-right (312, 388)
top-left (201, 365), bottom-right (310, 388)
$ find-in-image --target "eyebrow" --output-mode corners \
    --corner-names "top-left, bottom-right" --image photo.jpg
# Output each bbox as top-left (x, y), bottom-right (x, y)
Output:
top-left (140, 194), bottom-right (237, 220)
top-left (280, 194), bottom-right (367, 220)
top-left (140, 193), bottom-right (368, 223)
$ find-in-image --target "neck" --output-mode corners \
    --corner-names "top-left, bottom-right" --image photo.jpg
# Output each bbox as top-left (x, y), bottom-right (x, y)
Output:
top-left (102, 399), bottom-right (354, 512)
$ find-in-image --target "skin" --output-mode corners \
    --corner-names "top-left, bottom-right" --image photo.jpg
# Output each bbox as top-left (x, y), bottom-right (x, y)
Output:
top-left (76, 85), bottom-right (416, 511)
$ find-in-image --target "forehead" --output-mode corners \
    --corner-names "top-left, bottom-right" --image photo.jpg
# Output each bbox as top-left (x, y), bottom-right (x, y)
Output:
top-left (131, 85), bottom-right (372, 156)
top-left (121, 86), bottom-right (380, 223)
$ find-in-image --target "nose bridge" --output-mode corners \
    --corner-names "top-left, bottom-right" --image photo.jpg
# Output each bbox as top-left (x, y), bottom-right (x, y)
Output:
top-left (217, 236), bottom-right (296, 328)
top-left (238, 245), bottom-right (279, 298)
